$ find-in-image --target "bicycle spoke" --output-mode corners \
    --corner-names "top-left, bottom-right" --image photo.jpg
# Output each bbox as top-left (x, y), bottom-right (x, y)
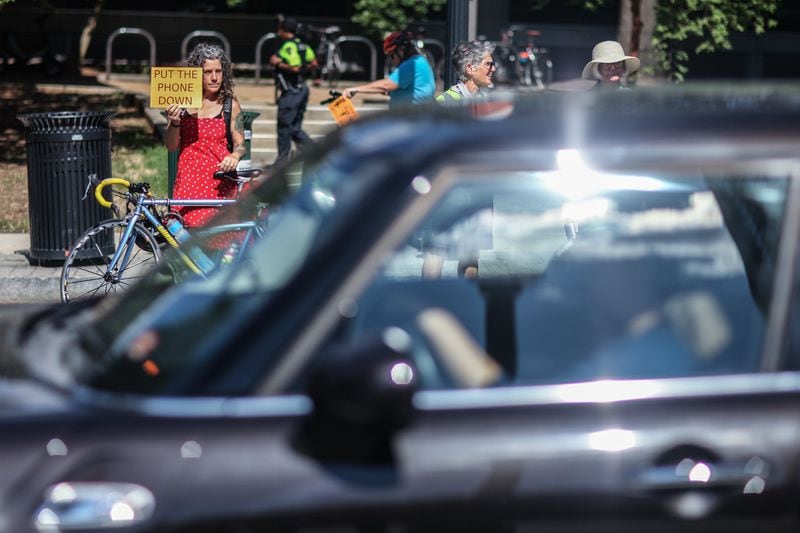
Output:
top-left (62, 219), bottom-right (160, 303)
top-left (70, 282), bottom-right (106, 301)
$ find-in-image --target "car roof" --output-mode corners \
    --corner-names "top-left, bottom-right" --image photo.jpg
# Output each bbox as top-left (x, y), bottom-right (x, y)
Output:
top-left (327, 83), bottom-right (800, 174)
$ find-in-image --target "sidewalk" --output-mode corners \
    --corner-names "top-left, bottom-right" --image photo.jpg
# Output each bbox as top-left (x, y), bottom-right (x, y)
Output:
top-left (0, 234), bottom-right (61, 304)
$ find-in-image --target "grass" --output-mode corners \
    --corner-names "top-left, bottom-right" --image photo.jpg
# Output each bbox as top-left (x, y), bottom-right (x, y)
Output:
top-left (0, 83), bottom-right (167, 232)
top-left (112, 137), bottom-right (169, 196)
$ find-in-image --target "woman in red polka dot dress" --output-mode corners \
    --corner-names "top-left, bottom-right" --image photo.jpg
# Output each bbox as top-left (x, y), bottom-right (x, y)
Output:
top-left (164, 43), bottom-right (246, 228)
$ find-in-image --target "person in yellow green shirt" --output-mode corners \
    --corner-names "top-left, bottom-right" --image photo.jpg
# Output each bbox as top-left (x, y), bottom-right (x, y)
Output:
top-left (435, 40), bottom-right (496, 103)
top-left (269, 17), bottom-right (318, 163)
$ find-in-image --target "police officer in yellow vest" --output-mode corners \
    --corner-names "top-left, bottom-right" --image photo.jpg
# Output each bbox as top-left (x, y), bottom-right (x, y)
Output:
top-left (269, 18), bottom-right (318, 163)
top-left (435, 40), bottom-right (496, 103)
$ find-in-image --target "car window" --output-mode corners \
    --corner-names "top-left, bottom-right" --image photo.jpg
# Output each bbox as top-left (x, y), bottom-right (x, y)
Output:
top-left (73, 151), bottom-right (384, 395)
top-left (333, 164), bottom-right (787, 390)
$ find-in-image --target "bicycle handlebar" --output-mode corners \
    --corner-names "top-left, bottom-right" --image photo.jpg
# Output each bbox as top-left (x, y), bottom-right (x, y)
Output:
top-left (320, 90), bottom-right (342, 105)
top-left (94, 177), bottom-right (131, 208)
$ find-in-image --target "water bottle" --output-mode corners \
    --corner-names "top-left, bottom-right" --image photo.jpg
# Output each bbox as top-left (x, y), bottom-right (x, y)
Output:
top-left (165, 219), bottom-right (215, 274)
top-left (220, 242), bottom-right (240, 265)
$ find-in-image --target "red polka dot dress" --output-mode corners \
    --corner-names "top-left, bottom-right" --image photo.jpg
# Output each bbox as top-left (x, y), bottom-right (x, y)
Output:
top-left (173, 112), bottom-right (236, 228)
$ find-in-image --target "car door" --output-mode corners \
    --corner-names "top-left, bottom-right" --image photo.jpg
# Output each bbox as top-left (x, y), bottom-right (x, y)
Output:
top-left (266, 161), bottom-right (800, 531)
top-left (395, 375), bottom-right (800, 532)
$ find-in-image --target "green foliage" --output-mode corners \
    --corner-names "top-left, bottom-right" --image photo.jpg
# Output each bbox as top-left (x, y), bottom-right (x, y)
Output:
top-left (526, 0), bottom-right (781, 81)
top-left (352, 0), bottom-right (447, 39)
top-left (113, 144), bottom-right (168, 198)
top-left (652, 0), bottom-right (779, 81)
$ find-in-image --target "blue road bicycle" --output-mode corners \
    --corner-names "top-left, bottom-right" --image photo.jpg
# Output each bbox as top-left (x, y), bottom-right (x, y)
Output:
top-left (60, 168), bottom-right (265, 303)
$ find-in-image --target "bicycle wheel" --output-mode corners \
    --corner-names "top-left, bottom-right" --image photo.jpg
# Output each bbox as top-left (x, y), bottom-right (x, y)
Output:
top-left (61, 218), bottom-right (161, 303)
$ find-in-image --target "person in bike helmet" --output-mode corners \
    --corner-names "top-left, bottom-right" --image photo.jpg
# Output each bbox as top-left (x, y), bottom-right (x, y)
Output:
top-left (436, 40), bottom-right (495, 103)
top-left (581, 40), bottom-right (640, 89)
top-left (343, 30), bottom-right (435, 109)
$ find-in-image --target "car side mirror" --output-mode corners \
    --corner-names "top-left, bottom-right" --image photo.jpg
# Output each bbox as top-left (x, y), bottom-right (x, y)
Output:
top-left (294, 328), bottom-right (418, 464)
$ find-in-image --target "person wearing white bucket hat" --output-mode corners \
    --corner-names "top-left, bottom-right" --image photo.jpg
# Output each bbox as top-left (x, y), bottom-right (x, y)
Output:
top-left (581, 40), bottom-right (640, 89)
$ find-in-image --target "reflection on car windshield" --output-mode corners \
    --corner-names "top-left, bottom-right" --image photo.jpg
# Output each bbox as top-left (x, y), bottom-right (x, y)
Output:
top-left (76, 154), bottom-right (352, 393)
top-left (337, 169), bottom-right (785, 390)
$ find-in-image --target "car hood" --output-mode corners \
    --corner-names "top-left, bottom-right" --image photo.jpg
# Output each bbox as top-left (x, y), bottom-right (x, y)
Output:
top-left (0, 377), bottom-right (70, 415)
top-left (0, 302), bottom-right (78, 414)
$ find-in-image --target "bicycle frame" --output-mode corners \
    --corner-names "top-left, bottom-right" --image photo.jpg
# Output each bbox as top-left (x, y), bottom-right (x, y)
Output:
top-left (108, 195), bottom-right (242, 279)
top-left (62, 173), bottom-right (266, 303)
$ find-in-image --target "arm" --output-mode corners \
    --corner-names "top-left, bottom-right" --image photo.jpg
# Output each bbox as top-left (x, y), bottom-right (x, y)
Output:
top-left (164, 103), bottom-right (183, 152)
top-left (218, 99), bottom-right (246, 172)
top-left (269, 50), bottom-right (302, 73)
top-left (343, 78), bottom-right (399, 99)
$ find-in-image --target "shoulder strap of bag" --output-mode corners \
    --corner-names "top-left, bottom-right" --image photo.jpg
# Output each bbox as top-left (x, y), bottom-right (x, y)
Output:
top-left (223, 96), bottom-right (233, 152)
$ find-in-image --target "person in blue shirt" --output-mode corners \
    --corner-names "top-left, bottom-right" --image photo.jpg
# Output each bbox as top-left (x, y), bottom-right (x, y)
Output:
top-left (343, 31), bottom-right (435, 109)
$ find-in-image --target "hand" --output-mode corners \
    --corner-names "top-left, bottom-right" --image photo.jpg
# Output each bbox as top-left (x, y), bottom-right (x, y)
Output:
top-left (343, 88), bottom-right (358, 99)
top-left (217, 155), bottom-right (239, 173)
top-left (166, 104), bottom-right (183, 127)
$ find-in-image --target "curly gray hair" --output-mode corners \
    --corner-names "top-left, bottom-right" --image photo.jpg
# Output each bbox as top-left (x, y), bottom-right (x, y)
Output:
top-left (452, 40), bottom-right (495, 82)
top-left (185, 42), bottom-right (235, 103)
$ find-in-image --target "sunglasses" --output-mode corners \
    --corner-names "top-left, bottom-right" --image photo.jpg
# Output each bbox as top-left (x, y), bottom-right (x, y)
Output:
top-left (482, 61), bottom-right (496, 70)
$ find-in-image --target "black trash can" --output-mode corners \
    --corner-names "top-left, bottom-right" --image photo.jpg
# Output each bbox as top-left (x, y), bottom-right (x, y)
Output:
top-left (17, 111), bottom-right (114, 264)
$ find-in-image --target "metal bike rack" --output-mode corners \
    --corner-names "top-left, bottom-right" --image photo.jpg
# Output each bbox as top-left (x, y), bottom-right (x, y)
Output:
top-left (422, 38), bottom-right (445, 62)
top-left (334, 35), bottom-right (377, 81)
top-left (180, 31), bottom-right (231, 61)
top-left (422, 38), bottom-right (445, 82)
top-left (253, 32), bottom-right (279, 84)
top-left (105, 27), bottom-right (156, 80)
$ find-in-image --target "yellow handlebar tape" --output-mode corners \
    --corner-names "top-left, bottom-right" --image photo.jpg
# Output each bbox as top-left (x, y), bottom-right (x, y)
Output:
top-left (94, 178), bottom-right (131, 208)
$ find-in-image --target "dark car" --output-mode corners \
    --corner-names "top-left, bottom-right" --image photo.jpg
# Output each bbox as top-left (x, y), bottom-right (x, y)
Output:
top-left (3, 85), bottom-right (800, 532)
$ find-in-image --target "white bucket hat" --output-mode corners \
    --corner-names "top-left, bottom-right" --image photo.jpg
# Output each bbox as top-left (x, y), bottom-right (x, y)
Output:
top-left (581, 40), bottom-right (640, 80)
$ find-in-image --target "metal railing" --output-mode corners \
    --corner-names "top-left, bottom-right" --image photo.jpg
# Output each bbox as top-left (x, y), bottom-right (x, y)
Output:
top-left (105, 27), bottom-right (156, 80)
top-left (255, 33), bottom-right (378, 84)
top-left (253, 32), bottom-right (279, 84)
top-left (180, 31), bottom-right (231, 61)
top-left (334, 35), bottom-right (377, 81)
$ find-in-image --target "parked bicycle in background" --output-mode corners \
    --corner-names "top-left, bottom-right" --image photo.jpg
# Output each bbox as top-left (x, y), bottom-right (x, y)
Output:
top-left (60, 169), bottom-right (265, 303)
top-left (302, 23), bottom-right (344, 87)
top-left (495, 25), bottom-right (553, 90)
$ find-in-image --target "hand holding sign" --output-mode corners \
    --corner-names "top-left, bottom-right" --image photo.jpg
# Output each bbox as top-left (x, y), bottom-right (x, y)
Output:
top-left (150, 67), bottom-right (203, 108)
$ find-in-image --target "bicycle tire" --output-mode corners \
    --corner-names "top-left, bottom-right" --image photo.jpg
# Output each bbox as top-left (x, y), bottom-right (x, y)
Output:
top-left (61, 218), bottom-right (161, 303)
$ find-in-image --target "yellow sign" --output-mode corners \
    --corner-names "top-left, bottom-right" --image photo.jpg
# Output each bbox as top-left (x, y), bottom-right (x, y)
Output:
top-left (327, 96), bottom-right (359, 126)
top-left (149, 67), bottom-right (202, 108)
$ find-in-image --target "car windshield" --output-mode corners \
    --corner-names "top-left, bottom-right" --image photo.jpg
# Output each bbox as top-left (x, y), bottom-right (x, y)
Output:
top-left (73, 135), bottom-right (390, 392)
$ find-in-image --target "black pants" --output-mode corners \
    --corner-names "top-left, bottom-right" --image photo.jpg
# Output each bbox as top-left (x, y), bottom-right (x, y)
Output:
top-left (276, 84), bottom-right (312, 162)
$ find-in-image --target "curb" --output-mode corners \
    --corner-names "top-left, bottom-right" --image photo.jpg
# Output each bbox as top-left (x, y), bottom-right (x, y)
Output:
top-left (0, 253), bottom-right (61, 305)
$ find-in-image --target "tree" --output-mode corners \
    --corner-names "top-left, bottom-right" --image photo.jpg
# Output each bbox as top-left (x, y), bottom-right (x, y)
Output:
top-left (525, 0), bottom-right (781, 81)
top-left (351, 0), bottom-right (447, 39)
top-left (652, 0), bottom-right (779, 81)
